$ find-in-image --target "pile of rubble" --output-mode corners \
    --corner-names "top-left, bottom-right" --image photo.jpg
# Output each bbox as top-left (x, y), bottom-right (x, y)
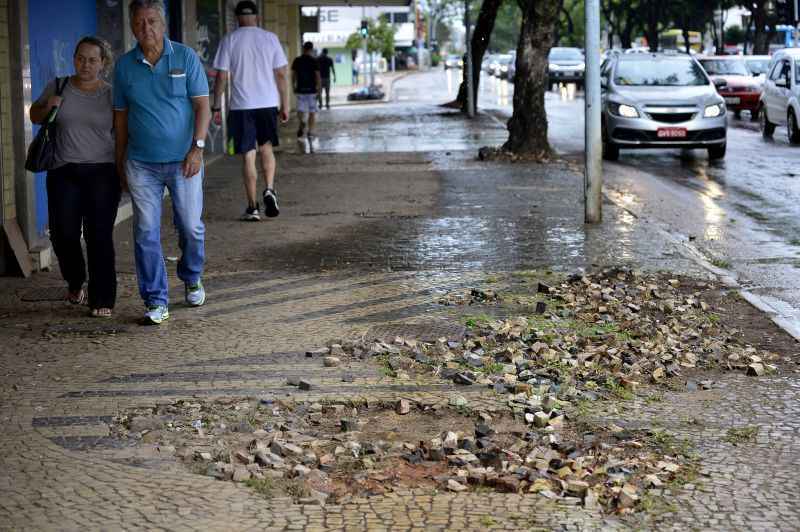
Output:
top-left (112, 397), bottom-right (692, 513)
top-left (355, 269), bottom-right (779, 396)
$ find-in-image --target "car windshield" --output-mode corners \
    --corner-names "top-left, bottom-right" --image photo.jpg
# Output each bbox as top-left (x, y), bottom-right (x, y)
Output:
top-left (498, 55), bottom-right (513, 64)
top-left (614, 58), bottom-right (708, 86)
top-left (550, 48), bottom-right (583, 62)
top-left (745, 59), bottom-right (770, 75)
top-left (699, 59), bottom-right (749, 76)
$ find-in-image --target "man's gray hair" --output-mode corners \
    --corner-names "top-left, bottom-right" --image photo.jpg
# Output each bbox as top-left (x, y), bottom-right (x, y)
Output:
top-left (129, 0), bottom-right (166, 22)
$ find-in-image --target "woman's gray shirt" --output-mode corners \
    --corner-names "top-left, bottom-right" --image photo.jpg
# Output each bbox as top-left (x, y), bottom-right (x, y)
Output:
top-left (34, 78), bottom-right (114, 168)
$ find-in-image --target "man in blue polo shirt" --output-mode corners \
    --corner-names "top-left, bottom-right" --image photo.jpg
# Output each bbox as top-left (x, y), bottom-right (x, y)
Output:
top-left (114, 0), bottom-right (211, 325)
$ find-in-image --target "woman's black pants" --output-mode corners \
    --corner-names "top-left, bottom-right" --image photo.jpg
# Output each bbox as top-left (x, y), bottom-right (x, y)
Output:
top-left (47, 163), bottom-right (120, 309)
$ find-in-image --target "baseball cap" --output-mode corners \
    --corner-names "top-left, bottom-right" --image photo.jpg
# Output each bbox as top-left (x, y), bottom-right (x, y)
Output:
top-left (235, 1), bottom-right (258, 16)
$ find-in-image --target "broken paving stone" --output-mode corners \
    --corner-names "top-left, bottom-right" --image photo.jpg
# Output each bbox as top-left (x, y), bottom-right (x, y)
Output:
top-left (528, 478), bottom-right (552, 493)
top-left (232, 467), bottom-right (251, 483)
top-left (254, 451), bottom-right (284, 468)
top-left (329, 344), bottom-right (345, 356)
top-left (747, 363), bottom-right (765, 376)
top-left (298, 379), bottom-right (313, 391)
top-left (453, 372), bottom-right (477, 385)
top-left (533, 412), bottom-right (550, 428)
top-left (447, 479), bottom-right (468, 492)
top-left (566, 480), bottom-right (589, 497)
top-left (618, 484), bottom-right (639, 508)
top-left (395, 399), bottom-right (411, 415)
top-left (323, 356), bottom-right (341, 368)
top-left (306, 347), bottom-right (330, 357)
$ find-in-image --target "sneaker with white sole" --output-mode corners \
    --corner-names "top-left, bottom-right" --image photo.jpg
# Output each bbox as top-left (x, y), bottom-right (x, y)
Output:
top-left (143, 305), bottom-right (169, 325)
top-left (240, 204), bottom-right (260, 221)
top-left (263, 188), bottom-right (280, 218)
top-left (185, 280), bottom-right (206, 307)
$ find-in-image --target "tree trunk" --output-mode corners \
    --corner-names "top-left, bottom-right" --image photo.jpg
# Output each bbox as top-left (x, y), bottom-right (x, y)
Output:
top-left (751, 1), bottom-right (770, 55)
top-left (503, 0), bottom-right (562, 157)
top-left (450, 0), bottom-right (503, 113)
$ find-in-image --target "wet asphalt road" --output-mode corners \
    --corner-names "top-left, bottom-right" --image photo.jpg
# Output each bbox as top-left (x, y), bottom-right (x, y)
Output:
top-left (404, 68), bottom-right (800, 336)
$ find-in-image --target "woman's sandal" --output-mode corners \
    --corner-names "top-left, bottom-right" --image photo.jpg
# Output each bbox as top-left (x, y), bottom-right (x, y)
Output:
top-left (67, 287), bottom-right (87, 305)
top-left (90, 308), bottom-right (113, 318)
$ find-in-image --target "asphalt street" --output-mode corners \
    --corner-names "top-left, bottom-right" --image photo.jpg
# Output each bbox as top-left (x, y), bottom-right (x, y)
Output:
top-left (412, 67), bottom-right (800, 338)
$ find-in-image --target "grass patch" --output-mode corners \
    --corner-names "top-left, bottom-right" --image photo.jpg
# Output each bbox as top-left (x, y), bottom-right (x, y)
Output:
top-left (480, 515), bottom-right (497, 527)
top-left (464, 314), bottom-right (493, 328)
top-left (245, 477), bottom-right (275, 498)
top-left (710, 257), bottom-right (731, 269)
top-left (648, 430), bottom-right (694, 457)
top-left (603, 377), bottom-right (634, 400)
top-left (724, 425), bottom-right (759, 445)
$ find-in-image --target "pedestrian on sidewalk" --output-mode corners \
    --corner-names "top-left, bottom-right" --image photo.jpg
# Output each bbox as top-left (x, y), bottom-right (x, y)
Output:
top-left (317, 48), bottom-right (336, 110)
top-left (292, 42), bottom-right (321, 141)
top-left (29, 36), bottom-right (119, 318)
top-left (113, 0), bottom-right (211, 325)
top-left (212, 0), bottom-right (289, 222)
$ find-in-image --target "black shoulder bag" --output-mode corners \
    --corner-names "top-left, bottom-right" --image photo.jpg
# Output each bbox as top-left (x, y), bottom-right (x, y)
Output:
top-left (25, 77), bottom-right (68, 172)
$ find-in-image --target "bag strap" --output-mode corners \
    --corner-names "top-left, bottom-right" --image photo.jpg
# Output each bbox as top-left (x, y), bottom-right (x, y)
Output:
top-left (55, 77), bottom-right (68, 96)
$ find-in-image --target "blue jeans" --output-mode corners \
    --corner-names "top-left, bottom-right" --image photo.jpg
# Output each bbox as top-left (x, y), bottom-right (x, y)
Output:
top-left (127, 159), bottom-right (205, 307)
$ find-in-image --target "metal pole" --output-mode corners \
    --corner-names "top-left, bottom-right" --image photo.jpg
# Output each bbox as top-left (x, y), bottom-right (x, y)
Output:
top-left (464, 0), bottom-right (475, 118)
top-left (361, 8), bottom-right (368, 87)
top-left (584, 0), bottom-right (602, 223)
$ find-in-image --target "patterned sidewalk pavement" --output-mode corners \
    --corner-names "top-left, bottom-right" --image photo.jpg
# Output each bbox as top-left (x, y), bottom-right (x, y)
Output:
top-left (1, 100), bottom-right (798, 531)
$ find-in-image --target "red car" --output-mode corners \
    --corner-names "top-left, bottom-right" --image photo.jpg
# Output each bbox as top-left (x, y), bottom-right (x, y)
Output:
top-left (698, 57), bottom-right (762, 120)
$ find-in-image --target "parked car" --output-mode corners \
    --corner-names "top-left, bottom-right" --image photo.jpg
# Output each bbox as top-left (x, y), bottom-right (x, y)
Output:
top-left (497, 54), bottom-right (515, 79)
top-left (444, 54), bottom-right (463, 69)
top-left (482, 54), bottom-right (496, 73)
top-left (744, 55), bottom-right (771, 80)
top-left (488, 54), bottom-right (512, 77)
top-left (759, 48), bottom-right (800, 144)
top-left (601, 52), bottom-right (727, 161)
top-left (548, 47), bottom-right (585, 88)
top-left (698, 56), bottom-right (761, 120)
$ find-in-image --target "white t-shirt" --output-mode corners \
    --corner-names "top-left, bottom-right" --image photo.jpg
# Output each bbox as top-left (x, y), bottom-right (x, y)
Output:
top-left (213, 27), bottom-right (288, 110)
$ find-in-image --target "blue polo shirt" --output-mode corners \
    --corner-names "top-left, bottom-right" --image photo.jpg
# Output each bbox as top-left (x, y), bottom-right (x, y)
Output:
top-left (113, 38), bottom-right (208, 163)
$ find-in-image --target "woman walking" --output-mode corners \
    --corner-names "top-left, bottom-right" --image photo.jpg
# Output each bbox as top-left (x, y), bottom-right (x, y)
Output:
top-left (29, 36), bottom-right (119, 317)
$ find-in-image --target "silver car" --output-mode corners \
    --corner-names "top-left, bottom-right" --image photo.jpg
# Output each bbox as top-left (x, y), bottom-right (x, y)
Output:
top-left (601, 52), bottom-right (728, 160)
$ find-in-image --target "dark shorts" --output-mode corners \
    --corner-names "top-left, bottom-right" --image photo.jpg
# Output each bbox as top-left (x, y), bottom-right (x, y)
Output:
top-left (321, 77), bottom-right (331, 91)
top-left (227, 107), bottom-right (279, 154)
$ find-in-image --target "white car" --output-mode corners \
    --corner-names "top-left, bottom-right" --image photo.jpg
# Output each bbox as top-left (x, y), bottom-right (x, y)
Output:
top-left (759, 48), bottom-right (800, 144)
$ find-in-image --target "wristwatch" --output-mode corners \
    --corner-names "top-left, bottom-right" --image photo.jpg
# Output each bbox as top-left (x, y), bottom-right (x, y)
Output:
top-left (194, 139), bottom-right (205, 150)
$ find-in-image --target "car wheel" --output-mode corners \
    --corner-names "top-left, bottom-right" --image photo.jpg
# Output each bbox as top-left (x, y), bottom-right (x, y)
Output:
top-left (602, 127), bottom-right (619, 161)
top-left (708, 143), bottom-right (726, 160)
top-left (761, 105), bottom-right (775, 138)
top-left (788, 110), bottom-right (800, 145)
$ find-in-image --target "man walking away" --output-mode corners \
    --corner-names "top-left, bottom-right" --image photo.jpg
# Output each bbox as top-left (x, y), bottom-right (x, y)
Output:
top-left (317, 48), bottom-right (336, 110)
top-left (212, 0), bottom-right (289, 222)
top-left (292, 42), bottom-right (321, 141)
top-left (114, 0), bottom-right (211, 325)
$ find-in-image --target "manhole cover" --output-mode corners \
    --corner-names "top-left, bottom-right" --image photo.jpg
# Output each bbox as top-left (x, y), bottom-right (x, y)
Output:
top-left (44, 324), bottom-right (129, 337)
top-left (20, 287), bottom-right (64, 302)
top-left (366, 322), bottom-right (465, 343)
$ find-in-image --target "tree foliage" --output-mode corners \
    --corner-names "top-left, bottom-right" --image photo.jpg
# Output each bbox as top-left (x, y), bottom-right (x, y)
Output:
top-left (345, 18), bottom-right (397, 60)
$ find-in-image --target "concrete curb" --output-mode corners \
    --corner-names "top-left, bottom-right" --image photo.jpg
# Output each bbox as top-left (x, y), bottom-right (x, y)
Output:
top-left (604, 188), bottom-right (800, 342)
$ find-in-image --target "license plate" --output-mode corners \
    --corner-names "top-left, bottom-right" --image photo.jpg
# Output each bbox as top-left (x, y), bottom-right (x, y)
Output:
top-left (657, 127), bottom-right (688, 139)
top-left (724, 97), bottom-right (741, 104)
top-left (563, 71), bottom-right (575, 77)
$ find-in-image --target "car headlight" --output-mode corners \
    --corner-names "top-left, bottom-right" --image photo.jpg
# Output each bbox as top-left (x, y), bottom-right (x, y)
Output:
top-left (549, 63), bottom-right (558, 70)
top-left (609, 102), bottom-right (639, 118)
top-left (704, 104), bottom-right (724, 118)
top-left (576, 63), bottom-right (586, 70)
top-left (501, 66), bottom-right (508, 71)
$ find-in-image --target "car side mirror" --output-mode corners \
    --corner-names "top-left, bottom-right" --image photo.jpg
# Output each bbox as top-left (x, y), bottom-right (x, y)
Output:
top-left (713, 78), bottom-right (727, 88)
